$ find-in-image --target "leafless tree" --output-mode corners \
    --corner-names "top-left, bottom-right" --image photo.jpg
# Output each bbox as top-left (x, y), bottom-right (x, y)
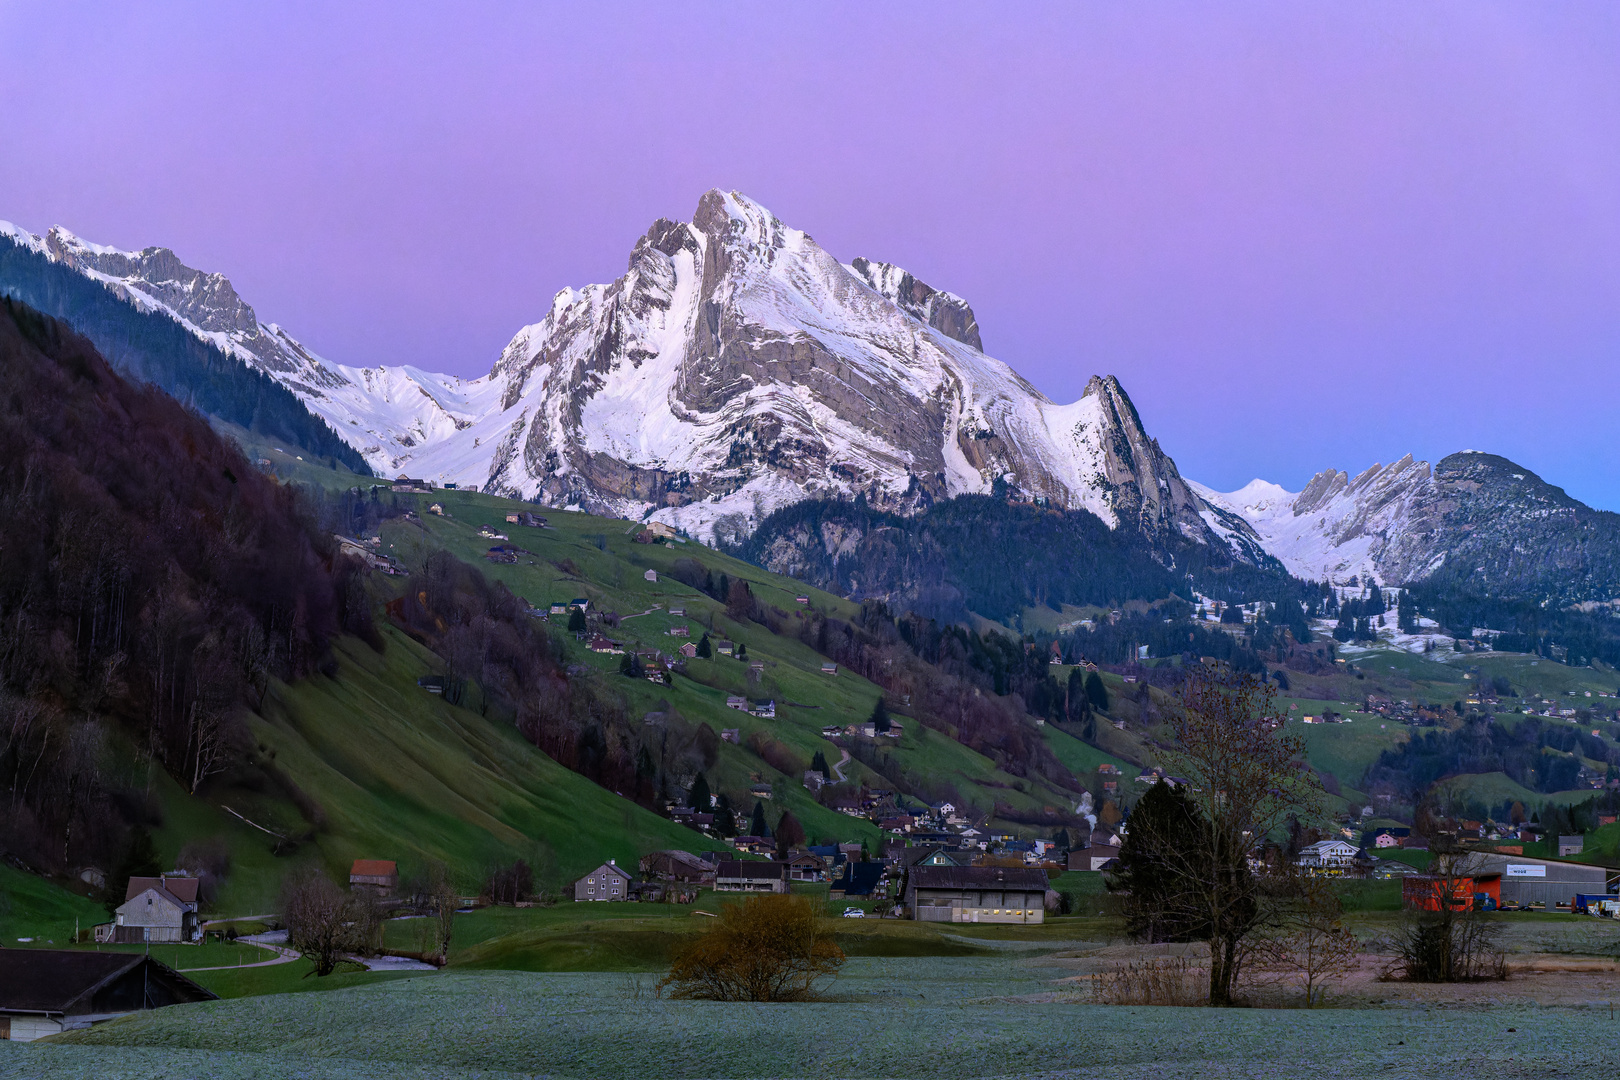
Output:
top-left (1248, 877), bottom-right (1360, 1006)
top-left (1386, 843), bottom-right (1506, 982)
top-left (661, 894), bottom-right (844, 1001)
top-left (281, 867), bottom-right (364, 977)
top-left (1146, 670), bottom-right (1322, 1006)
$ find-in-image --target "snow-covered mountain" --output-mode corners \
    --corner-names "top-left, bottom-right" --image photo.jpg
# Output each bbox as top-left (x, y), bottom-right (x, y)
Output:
top-left (1191, 455), bottom-right (1442, 585)
top-left (1193, 451), bottom-right (1620, 603)
top-left (0, 220), bottom-right (489, 470)
top-left (2, 193), bottom-right (1236, 549)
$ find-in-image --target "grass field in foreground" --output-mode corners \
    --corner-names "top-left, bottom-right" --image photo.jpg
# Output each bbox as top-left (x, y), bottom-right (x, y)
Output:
top-left (22, 960), bottom-right (1620, 1080)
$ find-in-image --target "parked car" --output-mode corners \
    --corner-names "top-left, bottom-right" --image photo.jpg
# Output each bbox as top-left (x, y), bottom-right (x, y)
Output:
top-left (842, 907), bottom-right (865, 918)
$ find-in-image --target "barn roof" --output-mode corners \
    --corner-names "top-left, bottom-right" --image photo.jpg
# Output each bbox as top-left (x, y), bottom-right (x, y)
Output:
top-left (350, 859), bottom-right (398, 878)
top-left (0, 950), bottom-right (215, 1015)
top-left (908, 866), bottom-right (1049, 890)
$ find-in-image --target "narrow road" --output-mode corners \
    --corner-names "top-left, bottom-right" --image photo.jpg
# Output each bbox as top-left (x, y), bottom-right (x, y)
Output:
top-left (832, 748), bottom-right (851, 783)
top-left (179, 942), bottom-right (299, 972)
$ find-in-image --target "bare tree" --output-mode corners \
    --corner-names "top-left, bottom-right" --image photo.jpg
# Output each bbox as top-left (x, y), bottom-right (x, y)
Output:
top-left (281, 867), bottom-right (363, 977)
top-left (1249, 877), bottom-right (1360, 1006)
top-left (1141, 670), bottom-right (1322, 1006)
top-left (1387, 843), bottom-right (1505, 982)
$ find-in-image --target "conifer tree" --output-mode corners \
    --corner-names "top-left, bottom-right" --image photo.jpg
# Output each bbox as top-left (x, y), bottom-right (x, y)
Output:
top-left (870, 697), bottom-right (890, 733)
top-left (750, 800), bottom-right (768, 837)
top-left (689, 772), bottom-right (711, 812)
top-left (697, 632), bottom-right (712, 658)
top-left (568, 607), bottom-right (586, 633)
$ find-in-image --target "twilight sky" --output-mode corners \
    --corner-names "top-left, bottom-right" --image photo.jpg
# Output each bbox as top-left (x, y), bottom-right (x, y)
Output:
top-left (3, 3), bottom-right (1618, 507)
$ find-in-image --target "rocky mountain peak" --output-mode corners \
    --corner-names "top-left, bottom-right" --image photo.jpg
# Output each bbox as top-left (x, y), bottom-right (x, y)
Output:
top-left (847, 257), bottom-right (983, 351)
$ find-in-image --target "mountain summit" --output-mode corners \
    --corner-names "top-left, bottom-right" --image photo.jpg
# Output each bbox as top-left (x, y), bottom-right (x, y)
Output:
top-left (5, 193), bottom-right (1224, 547)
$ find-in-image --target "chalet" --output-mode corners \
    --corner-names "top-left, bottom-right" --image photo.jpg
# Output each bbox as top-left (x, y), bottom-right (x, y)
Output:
top-left (796, 595), bottom-right (810, 605)
top-left (349, 859), bottom-right (399, 895)
top-left (717, 641), bottom-right (735, 656)
top-left (427, 503), bottom-right (444, 516)
top-left (830, 795), bottom-right (864, 817)
top-left (878, 814), bottom-right (915, 833)
top-left (726, 695), bottom-right (748, 710)
top-left (550, 602), bottom-right (569, 615)
top-left (821, 663), bottom-right (838, 675)
top-left (417, 674), bottom-right (446, 694)
top-left (669, 607), bottom-right (685, 617)
top-left (716, 860), bottom-right (790, 893)
top-left (721, 728), bottom-right (740, 743)
top-left (731, 835), bottom-right (771, 855)
top-left (588, 635), bottom-right (624, 654)
top-left (0, 951), bottom-right (215, 1042)
top-left (645, 521), bottom-right (678, 540)
top-left (749, 782), bottom-right (774, 801)
top-left (644, 569), bottom-right (658, 582)
top-left (570, 598), bottom-right (590, 610)
top-left (667, 625), bottom-right (690, 637)
top-left (751, 700), bottom-right (776, 718)
top-left (907, 846), bottom-right (967, 869)
top-left (670, 809), bottom-right (715, 831)
top-left (679, 642), bottom-right (698, 658)
top-left (906, 866), bottom-right (1048, 924)
top-left (639, 850), bottom-right (716, 884)
top-left (112, 875), bottom-right (202, 943)
top-left (804, 770), bottom-right (825, 793)
top-left (506, 513), bottom-right (520, 523)
top-left (574, 860), bottom-right (633, 901)
top-left (830, 862), bottom-right (885, 899)
top-left (787, 851), bottom-right (829, 882)
top-left (822, 725), bottom-right (843, 738)
top-left (812, 844), bottom-right (848, 870)
top-left (391, 476), bottom-right (431, 493)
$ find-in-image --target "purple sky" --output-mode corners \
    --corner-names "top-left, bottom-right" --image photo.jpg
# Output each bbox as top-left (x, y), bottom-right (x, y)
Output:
top-left (4, 3), bottom-right (1619, 508)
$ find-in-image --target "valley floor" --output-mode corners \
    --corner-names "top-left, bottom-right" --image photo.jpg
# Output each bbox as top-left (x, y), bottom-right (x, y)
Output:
top-left (14, 920), bottom-right (1620, 1079)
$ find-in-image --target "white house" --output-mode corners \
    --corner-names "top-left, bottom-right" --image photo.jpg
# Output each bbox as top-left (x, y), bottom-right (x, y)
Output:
top-left (1296, 840), bottom-right (1359, 870)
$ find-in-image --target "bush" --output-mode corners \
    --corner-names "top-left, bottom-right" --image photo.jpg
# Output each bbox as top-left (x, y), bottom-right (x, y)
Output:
top-left (661, 894), bottom-right (845, 1001)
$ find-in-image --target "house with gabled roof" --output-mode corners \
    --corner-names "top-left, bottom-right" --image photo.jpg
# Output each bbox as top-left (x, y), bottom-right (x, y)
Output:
top-left (113, 874), bottom-right (202, 943)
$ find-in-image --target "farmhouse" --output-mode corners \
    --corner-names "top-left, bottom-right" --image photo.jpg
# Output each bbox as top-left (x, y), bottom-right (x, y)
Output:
top-left (786, 850), bottom-right (829, 882)
top-left (574, 860), bottom-right (633, 901)
top-left (0, 950), bottom-right (215, 1041)
top-left (639, 850), bottom-right (716, 885)
top-left (111, 874), bottom-right (202, 943)
top-left (715, 860), bottom-right (790, 893)
top-left (906, 866), bottom-right (1048, 924)
top-left (349, 859), bottom-right (399, 896)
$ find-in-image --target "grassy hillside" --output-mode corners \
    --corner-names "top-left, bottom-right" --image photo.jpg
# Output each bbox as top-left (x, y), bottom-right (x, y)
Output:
top-left (160, 625), bottom-right (730, 912)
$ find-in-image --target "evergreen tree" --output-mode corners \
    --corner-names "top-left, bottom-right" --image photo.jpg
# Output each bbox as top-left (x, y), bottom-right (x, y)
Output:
top-left (736, 643), bottom-right (747, 661)
top-left (810, 750), bottom-right (830, 779)
top-left (750, 800), bottom-right (768, 837)
top-left (1085, 671), bottom-right (1109, 712)
top-left (1107, 781), bottom-right (1226, 943)
top-left (696, 632), bottom-right (712, 658)
top-left (1066, 668), bottom-right (1088, 720)
top-left (567, 607), bottom-right (586, 633)
top-left (870, 697), bottom-right (890, 733)
top-left (714, 793), bottom-right (736, 838)
top-left (688, 772), bottom-right (711, 812)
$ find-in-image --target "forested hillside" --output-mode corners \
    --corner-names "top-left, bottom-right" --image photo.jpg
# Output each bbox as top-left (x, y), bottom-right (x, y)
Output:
top-left (0, 236), bottom-right (370, 473)
top-left (737, 495), bottom-right (1321, 631)
top-left (0, 299), bottom-right (367, 878)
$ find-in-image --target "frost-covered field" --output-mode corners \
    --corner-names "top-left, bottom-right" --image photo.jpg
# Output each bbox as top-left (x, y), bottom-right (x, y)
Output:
top-left (8, 958), bottom-right (1620, 1079)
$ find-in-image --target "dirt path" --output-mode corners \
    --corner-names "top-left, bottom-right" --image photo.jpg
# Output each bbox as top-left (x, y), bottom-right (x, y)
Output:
top-left (832, 748), bottom-right (851, 782)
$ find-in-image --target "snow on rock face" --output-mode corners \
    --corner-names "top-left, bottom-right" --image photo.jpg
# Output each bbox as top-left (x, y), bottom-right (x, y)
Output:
top-left (478, 189), bottom-right (1219, 542)
top-left (3, 195), bottom-right (1235, 550)
top-left (1190, 454), bottom-right (1444, 585)
top-left (0, 219), bottom-right (483, 475)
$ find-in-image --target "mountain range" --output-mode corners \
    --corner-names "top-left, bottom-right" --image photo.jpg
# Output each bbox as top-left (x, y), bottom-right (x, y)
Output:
top-left (4, 193), bottom-right (1617, 604)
